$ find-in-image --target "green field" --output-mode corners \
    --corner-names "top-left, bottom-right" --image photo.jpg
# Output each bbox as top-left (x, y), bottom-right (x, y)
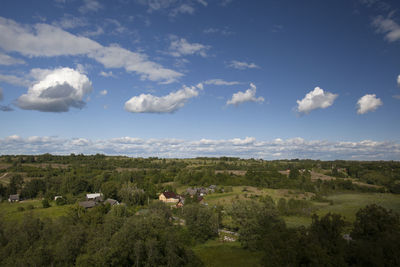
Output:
top-left (315, 192), bottom-right (400, 222)
top-left (0, 200), bottom-right (72, 221)
top-left (193, 240), bottom-right (262, 267)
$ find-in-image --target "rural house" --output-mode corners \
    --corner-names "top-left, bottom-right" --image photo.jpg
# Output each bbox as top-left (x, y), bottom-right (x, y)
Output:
top-left (159, 191), bottom-right (180, 203)
top-left (86, 193), bottom-right (103, 202)
top-left (8, 194), bottom-right (19, 202)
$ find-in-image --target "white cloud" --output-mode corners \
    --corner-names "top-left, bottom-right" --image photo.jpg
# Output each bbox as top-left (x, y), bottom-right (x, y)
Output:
top-left (204, 79), bottom-right (240, 86)
top-left (1, 135), bottom-right (399, 160)
top-left (220, 0), bottom-right (233, 6)
top-left (17, 67), bottom-right (93, 112)
top-left (138, 0), bottom-right (204, 17)
top-left (170, 4), bottom-right (195, 16)
top-left (397, 74), bottom-right (400, 86)
top-left (197, 0), bottom-right (207, 6)
top-left (372, 15), bottom-right (400, 42)
top-left (124, 85), bottom-right (199, 113)
top-left (169, 36), bottom-right (210, 57)
top-left (0, 52), bottom-right (25, 65)
top-left (0, 87), bottom-right (2, 101)
top-left (0, 17), bottom-right (182, 83)
top-left (228, 60), bottom-right (259, 70)
top-left (0, 73), bottom-right (31, 87)
top-left (53, 14), bottom-right (88, 29)
top-left (100, 89), bottom-right (107, 96)
top-left (357, 94), bottom-right (382, 114)
top-left (79, 0), bottom-right (103, 14)
top-left (90, 45), bottom-right (182, 83)
top-left (203, 27), bottom-right (234, 36)
top-left (296, 87), bottom-right (338, 114)
top-left (227, 83), bottom-right (264, 106)
top-left (99, 71), bottom-right (115, 77)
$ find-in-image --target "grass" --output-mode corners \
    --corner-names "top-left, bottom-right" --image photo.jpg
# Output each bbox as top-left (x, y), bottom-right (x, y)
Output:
top-left (315, 192), bottom-right (400, 222)
top-left (282, 216), bottom-right (312, 228)
top-left (0, 200), bottom-right (72, 221)
top-left (193, 239), bottom-right (262, 267)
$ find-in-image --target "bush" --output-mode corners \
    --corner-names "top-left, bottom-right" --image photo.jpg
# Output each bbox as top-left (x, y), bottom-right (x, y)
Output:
top-left (17, 206), bottom-right (25, 212)
top-left (56, 197), bottom-right (66, 206)
top-left (42, 199), bottom-right (51, 208)
top-left (27, 204), bottom-right (35, 210)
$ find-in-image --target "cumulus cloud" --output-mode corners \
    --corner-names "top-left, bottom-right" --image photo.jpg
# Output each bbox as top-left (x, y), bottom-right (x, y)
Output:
top-left (227, 83), bottom-right (264, 106)
top-left (228, 60), bottom-right (259, 70)
top-left (124, 85), bottom-right (199, 113)
top-left (0, 87), bottom-right (2, 101)
top-left (169, 36), bottom-right (210, 57)
top-left (372, 15), bottom-right (400, 42)
top-left (204, 79), bottom-right (239, 86)
top-left (397, 74), bottom-right (400, 86)
top-left (16, 67), bottom-right (93, 112)
top-left (0, 52), bottom-right (25, 65)
top-left (0, 135), bottom-right (399, 160)
top-left (0, 17), bottom-right (182, 83)
top-left (357, 94), bottom-right (382, 114)
top-left (296, 87), bottom-right (338, 114)
top-left (99, 90), bottom-right (107, 96)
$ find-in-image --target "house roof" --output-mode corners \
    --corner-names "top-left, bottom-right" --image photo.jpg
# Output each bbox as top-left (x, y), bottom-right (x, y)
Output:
top-left (9, 194), bottom-right (19, 200)
top-left (79, 200), bottom-right (97, 209)
top-left (86, 193), bottom-right (102, 199)
top-left (162, 191), bottom-right (178, 199)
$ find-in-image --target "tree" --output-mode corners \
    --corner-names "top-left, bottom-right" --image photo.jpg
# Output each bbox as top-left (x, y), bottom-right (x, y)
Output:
top-left (183, 204), bottom-right (219, 243)
top-left (348, 204), bottom-right (400, 266)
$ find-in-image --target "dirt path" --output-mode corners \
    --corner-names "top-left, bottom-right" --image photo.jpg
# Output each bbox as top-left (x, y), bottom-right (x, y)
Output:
top-left (0, 172), bottom-right (8, 180)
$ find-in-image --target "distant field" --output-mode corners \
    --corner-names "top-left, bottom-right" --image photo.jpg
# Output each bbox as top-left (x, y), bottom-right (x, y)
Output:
top-left (315, 192), bottom-right (400, 222)
top-left (193, 240), bottom-right (262, 267)
top-left (0, 200), bottom-right (72, 221)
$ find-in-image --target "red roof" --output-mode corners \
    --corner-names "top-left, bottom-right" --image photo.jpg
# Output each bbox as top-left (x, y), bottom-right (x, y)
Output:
top-left (163, 191), bottom-right (178, 199)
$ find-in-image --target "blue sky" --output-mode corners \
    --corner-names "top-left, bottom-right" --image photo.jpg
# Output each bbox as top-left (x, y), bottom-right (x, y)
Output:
top-left (0, 0), bottom-right (399, 159)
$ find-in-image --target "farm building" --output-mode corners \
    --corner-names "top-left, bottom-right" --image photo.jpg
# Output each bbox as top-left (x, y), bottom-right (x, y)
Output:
top-left (159, 192), bottom-right (180, 203)
top-left (86, 193), bottom-right (103, 202)
top-left (8, 194), bottom-right (19, 202)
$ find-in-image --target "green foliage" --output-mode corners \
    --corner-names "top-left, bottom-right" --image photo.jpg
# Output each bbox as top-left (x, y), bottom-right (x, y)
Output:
top-left (348, 205), bottom-right (400, 266)
top-left (42, 199), bottom-right (50, 208)
top-left (56, 197), bottom-right (66, 206)
top-left (183, 204), bottom-right (219, 243)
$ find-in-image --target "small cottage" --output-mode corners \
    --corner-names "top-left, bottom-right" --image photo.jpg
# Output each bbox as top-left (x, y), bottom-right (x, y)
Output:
top-left (159, 192), bottom-right (180, 203)
top-left (86, 193), bottom-right (103, 202)
top-left (8, 194), bottom-right (20, 202)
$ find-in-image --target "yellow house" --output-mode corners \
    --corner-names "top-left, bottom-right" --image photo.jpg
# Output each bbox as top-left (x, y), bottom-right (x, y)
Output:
top-left (159, 192), bottom-right (179, 203)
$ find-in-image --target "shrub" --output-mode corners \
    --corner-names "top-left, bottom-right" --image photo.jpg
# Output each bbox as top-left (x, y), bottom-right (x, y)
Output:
top-left (27, 204), bottom-right (35, 210)
top-left (56, 197), bottom-right (66, 206)
top-left (42, 199), bottom-right (51, 208)
top-left (17, 206), bottom-right (25, 212)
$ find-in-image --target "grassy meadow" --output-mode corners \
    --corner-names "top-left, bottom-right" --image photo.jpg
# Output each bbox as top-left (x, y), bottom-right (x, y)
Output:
top-left (0, 200), bottom-right (72, 221)
top-left (193, 240), bottom-right (262, 267)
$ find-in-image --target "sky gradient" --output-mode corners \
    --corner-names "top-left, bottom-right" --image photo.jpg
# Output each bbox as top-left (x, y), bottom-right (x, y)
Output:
top-left (0, 0), bottom-right (399, 160)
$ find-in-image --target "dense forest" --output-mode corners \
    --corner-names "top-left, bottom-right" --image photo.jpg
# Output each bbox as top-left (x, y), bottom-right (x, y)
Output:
top-left (0, 154), bottom-right (399, 266)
